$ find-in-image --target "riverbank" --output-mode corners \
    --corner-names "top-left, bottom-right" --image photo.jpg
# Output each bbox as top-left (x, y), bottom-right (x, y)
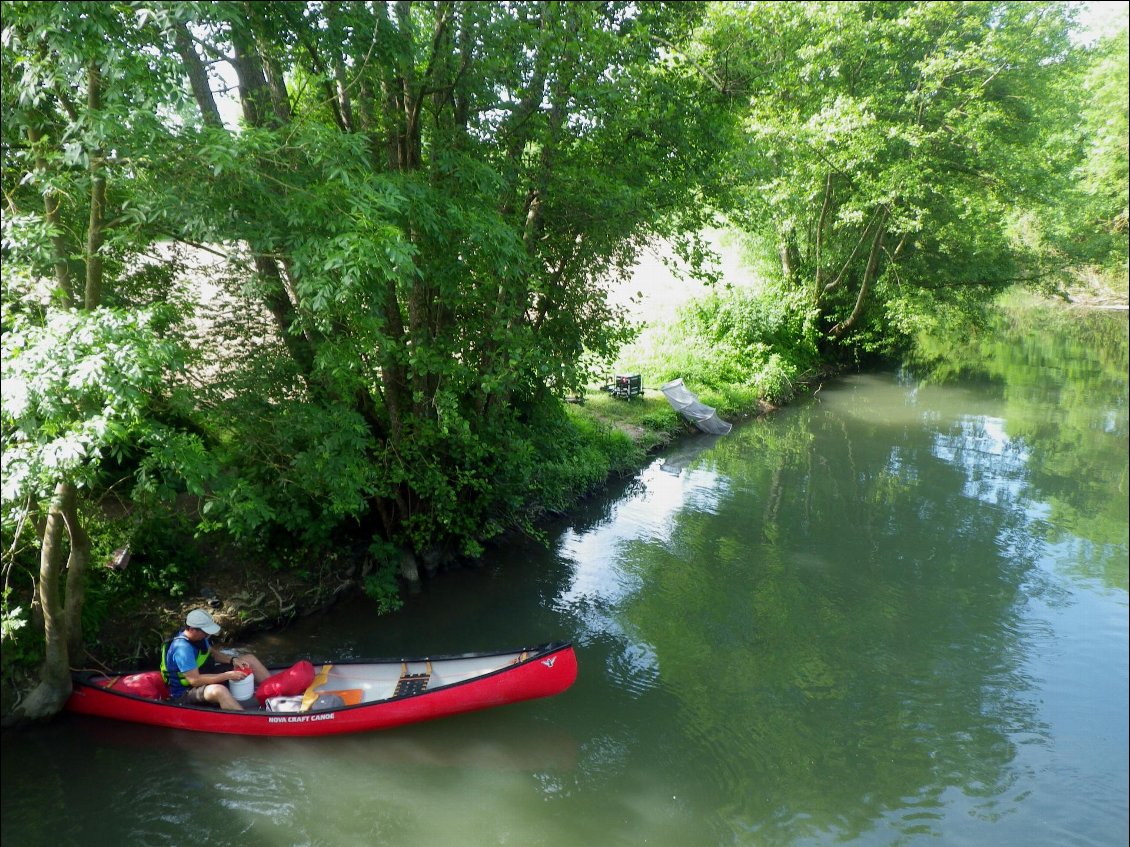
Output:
top-left (35, 377), bottom-right (779, 703)
top-left (75, 378), bottom-right (784, 670)
top-left (1064, 267), bottom-right (1130, 310)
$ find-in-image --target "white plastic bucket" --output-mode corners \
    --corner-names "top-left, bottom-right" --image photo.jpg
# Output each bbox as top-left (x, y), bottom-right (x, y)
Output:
top-left (229, 673), bottom-right (254, 701)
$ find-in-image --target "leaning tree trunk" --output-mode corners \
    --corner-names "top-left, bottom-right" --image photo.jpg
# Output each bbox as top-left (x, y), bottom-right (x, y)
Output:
top-left (15, 482), bottom-right (78, 721)
top-left (62, 490), bottom-right (91, 663)
top-left (829, 209), bottom-right (887, 338)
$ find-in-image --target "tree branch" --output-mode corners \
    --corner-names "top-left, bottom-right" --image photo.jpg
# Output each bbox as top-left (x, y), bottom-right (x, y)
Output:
top-left (172, 21), bottom-right (225, 128)
top-left (830, 210), bottom-right (887, 337)
top-left (650, 32), bottom-right (730, 94)
top-left (814, 171), bottom-right (833, 292)
top-left (822, 207), bottom-right (884, 297)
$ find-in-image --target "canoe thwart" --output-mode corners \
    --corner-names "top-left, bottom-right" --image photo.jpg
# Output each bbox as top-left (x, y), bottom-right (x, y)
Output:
top-left (394, 660), bottom-right (432, 698)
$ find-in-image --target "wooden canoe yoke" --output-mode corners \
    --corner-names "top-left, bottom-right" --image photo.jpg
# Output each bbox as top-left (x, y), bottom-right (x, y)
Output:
top-left (394, 660), bottom-right (432, 697)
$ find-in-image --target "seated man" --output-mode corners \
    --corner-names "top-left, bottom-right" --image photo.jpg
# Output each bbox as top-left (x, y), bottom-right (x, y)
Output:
top-left (160, 608), bottom-right (270, 710)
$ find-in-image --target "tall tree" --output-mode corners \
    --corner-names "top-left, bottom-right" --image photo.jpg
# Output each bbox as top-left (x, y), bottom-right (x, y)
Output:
top-left (136, 1), bottom-right (730, 558)
top-left (1, 1), bottom-right (210, 718)
top-left (699, 1), bottom-right (1078, 352)
top-left (1050, 11), bottom-right (1129, 276)
top-left (2, 0), bottom-right (736, 715)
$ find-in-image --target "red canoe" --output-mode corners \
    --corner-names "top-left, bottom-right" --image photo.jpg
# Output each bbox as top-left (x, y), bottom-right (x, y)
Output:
top-left (66, 642), bottom-right (577, 737)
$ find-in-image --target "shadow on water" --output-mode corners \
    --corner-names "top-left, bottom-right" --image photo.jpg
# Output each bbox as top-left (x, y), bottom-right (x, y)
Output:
top-left (3, 706), bottom-right (579, 847)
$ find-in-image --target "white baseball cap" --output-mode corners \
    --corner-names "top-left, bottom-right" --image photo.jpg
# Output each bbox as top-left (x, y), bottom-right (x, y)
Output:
top-left (185, 608), bottom-right (221, 635)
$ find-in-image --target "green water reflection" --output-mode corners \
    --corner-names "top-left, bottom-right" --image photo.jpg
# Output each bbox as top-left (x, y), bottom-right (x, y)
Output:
top-left (910, 306), bottom-right (1129, 591)
top-left (555, 306), bottom-right (1127, 844)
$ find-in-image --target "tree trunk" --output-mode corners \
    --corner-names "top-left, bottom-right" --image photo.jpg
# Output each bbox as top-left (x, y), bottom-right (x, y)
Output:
top-left (26, 126), bottom-right (74, 303)
top-left (62, 493), bottom-right (91, 662)
top-left (84, 62), bottom-right (107, 310)
top-left (830, 211), bottom-right (887, 337)
top-left (356, 76), bottom-right (383, 170)
top-left (15, 483), bottom-right (76, 721)
top-left (820, 207), bottom-right (885, 302)
top-left (171, 22), bottom-right (224, 128)
top-left (231, 37), bottom-right (272, 127)
top-left (779, 234), bottom-right (800, 285)
top-left (254, 256), bottom-right (319, 380)
top-left (325, 1), bottom-right (354, 131)
top-left (813, 171), bottom-right (833, 295)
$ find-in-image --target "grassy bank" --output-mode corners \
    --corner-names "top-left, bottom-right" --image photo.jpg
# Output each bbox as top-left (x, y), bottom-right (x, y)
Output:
top-left (564, 284), bottom-right (825, 451)
top-left (564, 377), bottom-right (768, 460)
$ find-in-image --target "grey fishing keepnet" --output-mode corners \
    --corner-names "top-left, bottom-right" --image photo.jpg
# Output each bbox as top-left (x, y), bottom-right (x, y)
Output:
top-left (660, 378), bottom-right (732, 435)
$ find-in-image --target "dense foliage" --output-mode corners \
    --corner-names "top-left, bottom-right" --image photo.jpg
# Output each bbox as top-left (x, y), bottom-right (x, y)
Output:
top-left (1, 1), bottom-right (1125, 716)
top-left (1054, 11), bottom-right (1129, 275)
top-left (697, 1), bottom-right (1108, 354)
top-left (616, 286), bottom-right (822, 405)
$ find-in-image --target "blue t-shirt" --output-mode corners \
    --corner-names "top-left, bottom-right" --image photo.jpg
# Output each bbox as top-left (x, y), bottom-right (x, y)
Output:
top-left (166, 634), bottom-right (211, 699)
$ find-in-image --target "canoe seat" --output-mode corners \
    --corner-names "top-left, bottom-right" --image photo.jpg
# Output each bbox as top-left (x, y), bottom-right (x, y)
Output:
top-left (394, 661), bottom-right (432, 697)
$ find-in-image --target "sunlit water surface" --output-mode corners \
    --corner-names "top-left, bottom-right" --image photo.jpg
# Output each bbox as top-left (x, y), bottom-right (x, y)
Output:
top-left (3, 311), bottom-right (1127, 846)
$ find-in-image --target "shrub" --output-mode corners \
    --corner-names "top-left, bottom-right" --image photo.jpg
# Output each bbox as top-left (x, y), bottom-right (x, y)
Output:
top-left (616, 287), bottom-right (819, 404)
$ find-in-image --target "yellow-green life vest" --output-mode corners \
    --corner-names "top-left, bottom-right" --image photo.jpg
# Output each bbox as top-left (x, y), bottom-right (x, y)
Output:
top-left (160, 632), bottom-right (211, 698)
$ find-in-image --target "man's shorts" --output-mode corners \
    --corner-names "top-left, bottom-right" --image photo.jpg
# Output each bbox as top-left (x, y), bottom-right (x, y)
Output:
top-left (173, 657), bottom-right (223, 705)
top-left (178, 685), bottom-right (211, 706)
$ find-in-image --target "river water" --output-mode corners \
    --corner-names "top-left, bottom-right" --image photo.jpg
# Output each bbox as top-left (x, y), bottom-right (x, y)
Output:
top-left (2, 307), bottom-right (1127, 846)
